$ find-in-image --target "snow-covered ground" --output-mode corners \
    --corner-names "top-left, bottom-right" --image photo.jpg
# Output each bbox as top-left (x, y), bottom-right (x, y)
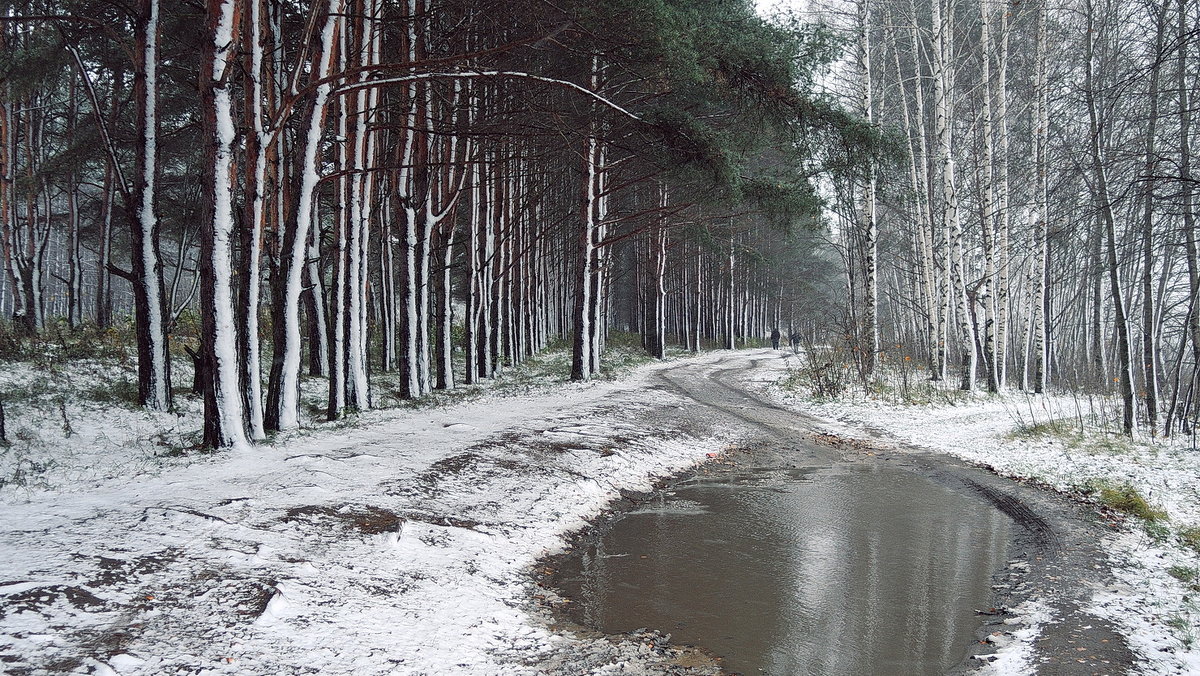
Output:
top-left (5, 345), bottom-right (1200, 675)
top-left (765, 352), bottom-right (1200, 675)
top-left (0, 350), bottom-right (736, 675)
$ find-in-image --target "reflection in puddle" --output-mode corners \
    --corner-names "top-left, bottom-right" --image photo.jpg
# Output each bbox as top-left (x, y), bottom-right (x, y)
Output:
top-left (554, 461), bottom-right (1010, 675)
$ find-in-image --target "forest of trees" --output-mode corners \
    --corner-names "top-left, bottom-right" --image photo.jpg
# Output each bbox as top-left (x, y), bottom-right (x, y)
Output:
top-left (2, 0), bottom-right (1197, 449)
top-left (823, 0), bottom-right (1200, 438)
top-left (0, 0), bottom-right (869, 448)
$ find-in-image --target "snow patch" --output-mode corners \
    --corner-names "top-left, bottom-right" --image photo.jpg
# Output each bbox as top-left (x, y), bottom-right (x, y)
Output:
top-left (972, 599), bottom-right (1055, 675)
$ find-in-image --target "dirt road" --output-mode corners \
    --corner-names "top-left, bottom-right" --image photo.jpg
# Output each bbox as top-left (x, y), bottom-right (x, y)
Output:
top-left (630, 350), bottom-right (1137, 675)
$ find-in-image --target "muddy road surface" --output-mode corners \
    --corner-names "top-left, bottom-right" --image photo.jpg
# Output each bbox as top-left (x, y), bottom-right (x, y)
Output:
top-left (545, 351), bottom-right (1135, 675)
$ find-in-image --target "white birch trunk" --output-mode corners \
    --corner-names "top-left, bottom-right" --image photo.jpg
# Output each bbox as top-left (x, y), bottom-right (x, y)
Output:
top-left (979, 0), bottom-right (999, 392)
top-left (995, 4), bottom-right (1012, 389)
top-left (1031, 0), bottom-right (1049, 393)
top-left (858, 0), bottom-right (878, 376)
top-left (932, 0), bottom-right (976, 390)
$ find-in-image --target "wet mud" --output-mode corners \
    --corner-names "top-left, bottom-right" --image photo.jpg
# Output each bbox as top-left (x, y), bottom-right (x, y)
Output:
top-left (538, 353), bottom-right (1136, 675)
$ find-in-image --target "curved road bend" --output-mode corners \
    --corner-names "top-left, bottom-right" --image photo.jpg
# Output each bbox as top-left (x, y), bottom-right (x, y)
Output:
top-left (640, 350), bottom-right (1135, 675)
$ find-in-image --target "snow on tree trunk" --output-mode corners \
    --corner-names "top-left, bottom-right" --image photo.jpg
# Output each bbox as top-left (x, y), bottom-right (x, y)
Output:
top-left (132, 0), bottom-right (172, 411)
top-left (571, 133), bottom-right (598, 382)
top-left (303, 223), bottom-right (329, 377)
top-left (199, 0), bottom-right (250, 450)
top-left (648, 183), bottom-right (668, 359)
top-left (435, 215), bottom-right (457, 390)
top-left (347, 0), bottom-right (379, 411)
top-left (265, 0), bottom-right (342, 432)
top-left (328, 48), bottom-right (351, 420)
top-left (465, 157), bottom-right (482, 385)
top-left (379, 195), bottom-right (397, 372)
top-left (726, 231), bottom-right (735, 351)
top-left (239, 0), bottom-right (269, 440)
top-left (65, 80), bottom-right (82, 329)
top-left (0, 52), bottom-right (15, 328)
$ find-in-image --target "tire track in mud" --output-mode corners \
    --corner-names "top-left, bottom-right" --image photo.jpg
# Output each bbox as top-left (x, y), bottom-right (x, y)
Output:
top-left (957, 475), bottom-right (1060, 554)
top-left (653, 360), bottom-right (828, 448)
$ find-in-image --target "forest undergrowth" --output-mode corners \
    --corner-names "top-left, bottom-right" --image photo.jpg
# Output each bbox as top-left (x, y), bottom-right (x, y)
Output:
top-left (0, 321), bottom-right (670, 496)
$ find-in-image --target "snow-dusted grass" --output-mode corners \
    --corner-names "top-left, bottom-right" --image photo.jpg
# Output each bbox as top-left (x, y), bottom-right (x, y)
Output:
top-left (768, 352), bottom-right (1200, 675)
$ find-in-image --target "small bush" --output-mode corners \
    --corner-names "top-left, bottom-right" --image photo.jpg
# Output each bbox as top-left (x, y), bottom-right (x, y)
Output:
top-left (0, 319), bottom-right (27, 361)
top-left (794, 345), bottom-right (853, 399)
top-left (0, 319), bottom-right (135, 365)
top-left (597, 354), bottom-right (653, 379)
top-left (603, 330), bottom-right (644, 350)
top-left (777, 368), bottom-right (806, 393)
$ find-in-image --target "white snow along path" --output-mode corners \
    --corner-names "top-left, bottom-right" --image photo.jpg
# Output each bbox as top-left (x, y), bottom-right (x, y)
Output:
top-left (0, 352), bottom-right (743, 675)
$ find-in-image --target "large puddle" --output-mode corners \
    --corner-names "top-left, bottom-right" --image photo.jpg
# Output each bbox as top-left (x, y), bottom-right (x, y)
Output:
top-left (552, 458), bottom-right (1011, 675)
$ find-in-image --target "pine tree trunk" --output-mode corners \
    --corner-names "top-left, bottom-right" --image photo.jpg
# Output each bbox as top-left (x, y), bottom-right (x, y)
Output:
top-left (265, 0), bottom-right (342, 432)
top-left (199, 0), bottom-right (250, 449)
top-left (238, 0), bottom-right (269, 440)
top-left (131, 0), bottom-right (172, 411)
top-left (435, 216), bottom-right (456, 390)
top-left (571, 133), bottom-right (598, 381)
top-left (96, 163), bottom-right (115, 329)
top-left (303, 224), bottom-right (329, 377)
top-left (65, 80), bottom-right (82, 329)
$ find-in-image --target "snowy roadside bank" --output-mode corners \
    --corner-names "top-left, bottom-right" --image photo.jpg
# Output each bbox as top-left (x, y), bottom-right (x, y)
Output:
top-left (759, 351), bottom-right (1200, 675)
top-left (0, 351), bottom-right (737, 675)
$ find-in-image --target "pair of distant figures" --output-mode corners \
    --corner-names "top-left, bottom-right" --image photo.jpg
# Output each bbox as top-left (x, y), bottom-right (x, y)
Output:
top-left (769, 328), bottom-right (801, 351)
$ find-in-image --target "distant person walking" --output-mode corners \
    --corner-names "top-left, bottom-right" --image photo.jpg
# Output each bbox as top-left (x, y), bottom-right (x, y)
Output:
top-left (770, 327), bottom-right (781, 350)
top-left (789, 331), bottom-right (801, 352)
